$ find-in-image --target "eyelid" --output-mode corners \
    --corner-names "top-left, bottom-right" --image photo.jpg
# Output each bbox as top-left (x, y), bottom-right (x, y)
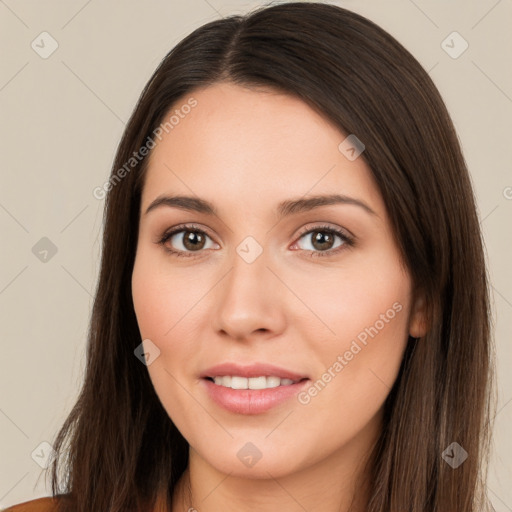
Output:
top-left (156, 222), bottom-right (355, 258)
top-left (155, 222), bottom-right (220, 258)
top-left (290, 223), bottom-right (355, 258)
top-left (294, 222), bottom-right (355, 241)
top-left (158, 222), bottom-right (215, 240)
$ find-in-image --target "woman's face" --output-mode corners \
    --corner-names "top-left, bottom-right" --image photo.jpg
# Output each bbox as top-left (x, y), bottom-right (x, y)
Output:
top-left (132, 82), bottom-right (426, 480)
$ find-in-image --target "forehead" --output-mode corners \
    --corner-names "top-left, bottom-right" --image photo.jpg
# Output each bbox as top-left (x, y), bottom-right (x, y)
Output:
top-left (141, 82), bottom-right (384, 217)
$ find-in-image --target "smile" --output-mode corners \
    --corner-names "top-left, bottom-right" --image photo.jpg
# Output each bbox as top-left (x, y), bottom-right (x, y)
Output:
top-left (208, 375), bottom-right (300, 389)
top-left (202, 377), bottom-right (310, 415)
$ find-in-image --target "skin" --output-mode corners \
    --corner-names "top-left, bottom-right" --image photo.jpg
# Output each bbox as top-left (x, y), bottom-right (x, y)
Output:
top-left (131, 82), bottom-right (427, 512)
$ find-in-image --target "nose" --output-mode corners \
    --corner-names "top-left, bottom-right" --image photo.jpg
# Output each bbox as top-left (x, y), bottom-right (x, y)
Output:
top-left (212, 244), bottom-right (287, 342)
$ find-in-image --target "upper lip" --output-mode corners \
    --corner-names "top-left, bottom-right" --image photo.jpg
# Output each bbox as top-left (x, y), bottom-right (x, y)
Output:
top-left (200, 362), bottom-right (309, 381)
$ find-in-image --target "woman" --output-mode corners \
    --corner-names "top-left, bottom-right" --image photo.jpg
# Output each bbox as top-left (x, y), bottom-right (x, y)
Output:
top-left (6, 2), bottom-right (495, 511)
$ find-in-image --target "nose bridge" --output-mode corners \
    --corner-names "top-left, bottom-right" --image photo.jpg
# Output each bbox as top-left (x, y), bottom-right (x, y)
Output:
top-left (213, 236), bottom-right (284, 339)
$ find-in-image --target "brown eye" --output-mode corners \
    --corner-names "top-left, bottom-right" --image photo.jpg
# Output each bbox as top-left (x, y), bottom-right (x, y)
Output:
top-left (309, 231), bottom-right (336, 251)
top-left (296, 228), bottom-right (345, 253)
top-left (157, 225), bottom-right (219, 257)
top-left (180, 230), bottom-right (207, 251)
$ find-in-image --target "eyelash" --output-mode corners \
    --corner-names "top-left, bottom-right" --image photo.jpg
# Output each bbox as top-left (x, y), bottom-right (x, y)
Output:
top-left (156, 223), bottom-right (355, 259)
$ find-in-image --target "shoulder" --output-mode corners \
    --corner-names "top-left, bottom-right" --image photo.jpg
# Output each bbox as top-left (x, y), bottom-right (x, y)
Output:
top-left (2, 496), bottom-right (64, 512)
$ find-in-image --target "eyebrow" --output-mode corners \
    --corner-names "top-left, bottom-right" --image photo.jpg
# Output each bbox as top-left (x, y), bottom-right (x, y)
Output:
top-left (144, 193), bottom-right (377, 218)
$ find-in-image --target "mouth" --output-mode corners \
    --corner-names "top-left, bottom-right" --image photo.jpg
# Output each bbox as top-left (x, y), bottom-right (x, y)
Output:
top-left (200, 362), bottom-right (310, 415)
top-left (204, 375), bottom-right (308, 389)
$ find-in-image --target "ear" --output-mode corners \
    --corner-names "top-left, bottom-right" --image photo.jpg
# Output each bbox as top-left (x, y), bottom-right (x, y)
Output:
top-left (409, 291), bottom-right (429, 338)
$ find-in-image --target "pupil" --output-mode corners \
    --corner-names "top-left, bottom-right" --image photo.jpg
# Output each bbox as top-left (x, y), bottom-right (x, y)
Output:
top-left (184, 231), bottom-right (204, 250)
top-left (314, 231), bottom-right (333, 250)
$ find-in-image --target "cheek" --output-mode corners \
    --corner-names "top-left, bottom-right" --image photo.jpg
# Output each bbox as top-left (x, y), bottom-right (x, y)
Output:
top-left (131, 252), bottom-right (201, 383)
top-left (132, 247), bottom-right (201, 340)
top-left (131, 272), bottom-right (175, 340)
top-left (132, 255), bottom-right (202, 432)
top-left (289, 251), bottom-right (411, 350)
top-left (294, 256), bottom-right (411, 431)
top-left (131, 246), bottom-right (216, 364)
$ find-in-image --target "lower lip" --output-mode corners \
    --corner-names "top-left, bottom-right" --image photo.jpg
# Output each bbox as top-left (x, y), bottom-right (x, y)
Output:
top-left (202, 378), bottom-right (310, 415)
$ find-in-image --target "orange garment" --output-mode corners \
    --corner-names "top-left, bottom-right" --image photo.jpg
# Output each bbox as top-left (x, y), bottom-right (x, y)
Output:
top-left (3, 496), bottom-right (61, 512)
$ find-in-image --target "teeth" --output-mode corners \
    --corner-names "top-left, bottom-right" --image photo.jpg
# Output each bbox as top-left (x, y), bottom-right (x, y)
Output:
top-left (231, 376), bottom-right (248, 389)
top-left (248, 376), bottom-right (266, 389)
top-left (211, 375), bottom-right (298, 389)
top-left (265, 376), bottom-right (281, 388)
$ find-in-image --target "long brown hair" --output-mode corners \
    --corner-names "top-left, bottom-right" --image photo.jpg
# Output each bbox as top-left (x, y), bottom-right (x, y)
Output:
top-left (45, 2), bottom-right (495, 511)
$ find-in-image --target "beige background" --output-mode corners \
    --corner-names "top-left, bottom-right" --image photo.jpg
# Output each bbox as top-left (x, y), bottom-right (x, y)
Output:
top-left (0, 0), bottom-right (511, 509)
